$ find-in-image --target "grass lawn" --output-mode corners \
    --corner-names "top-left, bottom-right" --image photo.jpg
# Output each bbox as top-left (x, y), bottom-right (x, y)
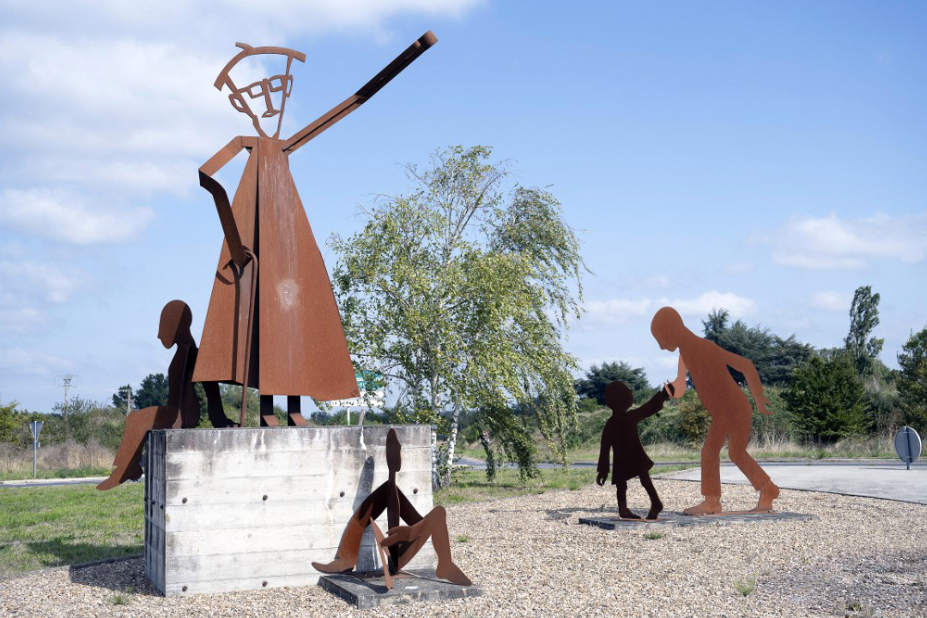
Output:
top-left (0, 467), bottom-right (112, 482)
top-left (0, 483), bottom-right (143, 578)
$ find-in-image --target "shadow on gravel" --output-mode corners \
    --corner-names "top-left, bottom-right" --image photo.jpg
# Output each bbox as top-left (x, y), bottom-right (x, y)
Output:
top-left (69, 557), bottom-right (159, 596)
top-left (545, 506), bottom-right (615, 522)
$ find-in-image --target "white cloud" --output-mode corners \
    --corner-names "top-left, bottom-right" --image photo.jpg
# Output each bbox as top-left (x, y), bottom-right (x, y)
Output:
top-left (584, 291), bottom-right (756, 325)
top-left (659, 291), bottom-right (756, 319)
top-left (809, 290), bottom-right (849, 312)
top-left (767, 213), bottom-right (927, 270)
top-left (0, 261), bottom-right (81, 304)
top-left (585, 299), bottom-right (651, 324)
top-left (0, 347), bottom-right (74, 376)
top-left (0, 188), bottom-right (154, 245)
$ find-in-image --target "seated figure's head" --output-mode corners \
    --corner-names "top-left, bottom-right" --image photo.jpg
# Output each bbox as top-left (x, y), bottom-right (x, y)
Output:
top-left (651, 306), bottom-right (686, 352)
top-left (604, 381), bottom-right (633, 413)
top-left (214, 43), bottom-right (307, 139)
top-left (386, 428), bottom-right (402, 473)
top-left (158, 300), bottom-right (193, 349)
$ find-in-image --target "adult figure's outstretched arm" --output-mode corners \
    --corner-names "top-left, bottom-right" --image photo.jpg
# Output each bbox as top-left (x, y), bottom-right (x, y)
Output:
top-left (668, 355), bottom-right (687, 400)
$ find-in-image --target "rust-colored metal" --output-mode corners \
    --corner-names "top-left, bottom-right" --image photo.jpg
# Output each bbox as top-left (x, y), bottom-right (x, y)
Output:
top-left (312, 428), bottom-right (472, 589)
top-left (651, 306), bottom-right (780, 514)
top-left (97, 301), bottom-right (235, 491)
top-left (596, 381), bottom-right (672, 520)
top-left (193, 32), bottom-right (438, 418)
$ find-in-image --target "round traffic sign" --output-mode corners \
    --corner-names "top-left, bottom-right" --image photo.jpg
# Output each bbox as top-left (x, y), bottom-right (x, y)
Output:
top-left (894, 426), bottom-right (922, 468)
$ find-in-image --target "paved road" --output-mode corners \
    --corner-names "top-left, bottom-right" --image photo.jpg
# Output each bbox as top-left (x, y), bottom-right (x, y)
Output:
top-left (664, 461), bottom-right (927, 505)
top-left (0, 476), bottom-right (110, 489)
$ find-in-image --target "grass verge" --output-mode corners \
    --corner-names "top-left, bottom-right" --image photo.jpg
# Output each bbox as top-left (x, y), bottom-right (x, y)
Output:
top-left (0, 483), bottom-right (143, 578)
top-left (0, 467), bottom-right (112, 482)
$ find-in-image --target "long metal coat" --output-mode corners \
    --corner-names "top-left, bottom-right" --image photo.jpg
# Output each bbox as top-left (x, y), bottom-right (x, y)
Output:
top-left (192, 136), bottom-right (359, 399)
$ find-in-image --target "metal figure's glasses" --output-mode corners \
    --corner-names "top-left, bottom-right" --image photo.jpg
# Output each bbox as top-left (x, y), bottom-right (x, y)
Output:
top-left (230, 74), bottom-right (294, 117)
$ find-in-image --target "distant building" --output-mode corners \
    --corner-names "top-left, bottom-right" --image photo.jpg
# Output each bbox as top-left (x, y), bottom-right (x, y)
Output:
top-left (327, 370), bottom-right (385, 408)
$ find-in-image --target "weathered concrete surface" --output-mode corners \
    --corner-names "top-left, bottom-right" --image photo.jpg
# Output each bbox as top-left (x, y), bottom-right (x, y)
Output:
top-left (144, 425), bottom-right (434, 596)
top-left (578, 511), bottom-right (816, 530)
top-left (664, 461), bottom-right (927, 504)
top-left (319, 571), bottom-right (482, 609)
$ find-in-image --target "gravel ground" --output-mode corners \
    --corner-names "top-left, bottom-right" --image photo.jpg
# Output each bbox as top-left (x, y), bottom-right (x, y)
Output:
top-left (2, 480), bottom-right (925, 617)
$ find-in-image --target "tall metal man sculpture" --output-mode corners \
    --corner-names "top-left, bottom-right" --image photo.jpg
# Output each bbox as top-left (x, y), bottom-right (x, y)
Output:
top-left (193, 33), bottom-right (438, 426)
top-left (652, 306), bottom-right (780, 514)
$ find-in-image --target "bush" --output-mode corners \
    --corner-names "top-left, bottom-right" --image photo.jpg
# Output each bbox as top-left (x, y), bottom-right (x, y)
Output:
top-left (676, 390), bottom-right (711, 448)
top-left (784, 354), bottom-right (867, 443)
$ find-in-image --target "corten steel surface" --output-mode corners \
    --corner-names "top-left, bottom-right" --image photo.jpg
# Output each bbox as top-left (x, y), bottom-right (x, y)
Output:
top-left (651, 306), bottom-right (780, 515)
top-left (596, 381), bottom-right (671, 520)
top-left (312, 428), bottom-right (472, 590)
top-left (193, 33), bottom-right (438, 417)
top-left (97, 301), bottom-right (234, 491)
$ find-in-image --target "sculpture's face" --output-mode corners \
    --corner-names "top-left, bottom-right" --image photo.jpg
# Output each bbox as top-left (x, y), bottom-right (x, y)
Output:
top-left (228, 71), bottom-right (293, 138)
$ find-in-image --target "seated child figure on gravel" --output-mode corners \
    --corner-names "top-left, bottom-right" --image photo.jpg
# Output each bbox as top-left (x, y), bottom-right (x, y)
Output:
top-left (596, 380), bottom-right (674, 520)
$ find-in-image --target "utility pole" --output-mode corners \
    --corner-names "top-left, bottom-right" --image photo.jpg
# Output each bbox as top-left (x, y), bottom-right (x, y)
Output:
top-left (120, 386), bottom-right (133, 416)
top-left (55, 374), bottom-right (79, 417)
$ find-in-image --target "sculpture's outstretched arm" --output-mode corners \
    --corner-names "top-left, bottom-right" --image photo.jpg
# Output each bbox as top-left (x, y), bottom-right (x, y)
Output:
top-left (722, 349), bottom-right (770, 414)
top-left (198, 136), bottom-right (256, 268)
top-left (283, 31), bottom-right (437, 154)
top-left (669, 355), bottom-right (687, 399)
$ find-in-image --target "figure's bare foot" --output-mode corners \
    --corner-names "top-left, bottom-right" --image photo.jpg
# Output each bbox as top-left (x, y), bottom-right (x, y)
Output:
top-left (646, 499), bottom-right (663, 520)
top-left (311, 557), bottom-right (357, 574)
top-left (436, 560), bottom-right (472, 586)
top-left (683, 496), bottom-right (722, 516)
top-left (753, 481), bottom-right (779, 513)
top-left (618, 509), bottom-right (641, 520)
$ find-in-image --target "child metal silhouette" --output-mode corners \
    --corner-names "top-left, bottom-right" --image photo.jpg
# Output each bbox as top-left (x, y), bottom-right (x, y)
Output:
top-left (651, 306), bottom-right (780, 515)
top-left (192, 33), bottom-right (437, 426)
top-left (312, 429), bottom-right (471, 589)
top-left (98, 300), bottom-right (233, 491)
top-left (596, 381), bottom-right (673, 520)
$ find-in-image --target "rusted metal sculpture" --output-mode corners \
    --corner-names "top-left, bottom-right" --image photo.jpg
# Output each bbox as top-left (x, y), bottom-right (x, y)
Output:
top-left (596, 381), bottom-right (673, 520)
top-left (98, 300), bottom-right (234, 491)
top-left (651, 306), bottom-right (780, 514)
top-left (192, 33), bottom-right (438, 427)
top-left (312, 428), bottom-right (471, 589)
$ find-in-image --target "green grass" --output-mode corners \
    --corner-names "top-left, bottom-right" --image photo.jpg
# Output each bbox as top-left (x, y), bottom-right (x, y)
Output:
top-left (107, 588), bottom-right (135, 606)
top-left (456, 534), bottom-right (470, 543)
top-left (643, 531), bottom-right (664, 540)
top-left (0, 467), bottom-right (111, 482)
top-left (733, 577), bottom-right (756, 597)
top-left (0, 483), bottom-right (143, 577)
top-left (435, 467), bottom-right (598, 506)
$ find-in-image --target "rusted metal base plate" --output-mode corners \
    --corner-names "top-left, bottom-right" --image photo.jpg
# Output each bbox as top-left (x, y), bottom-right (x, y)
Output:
top-left (579, 510), bottom-right (816, 529)
top-left (318, 570), bottom-right (482, 609)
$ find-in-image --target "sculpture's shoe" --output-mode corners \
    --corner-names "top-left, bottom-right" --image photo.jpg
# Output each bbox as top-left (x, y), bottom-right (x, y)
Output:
top-left (96, 472), bottom-right (122, 491)
top-left (311, 557), bottom-right (357, 574)
top-left (618, 509), bottom-right (641, 520)
top-left (752, 481), bottom-right (780, 513)
top-left (683, 497), bottom-right (722, 516)
top-left (311, 518), bottom-right (365, 573)
top-left (646, 499), bottom-right (663, 520)
top-left (436, 560), bottom-right (472, 586)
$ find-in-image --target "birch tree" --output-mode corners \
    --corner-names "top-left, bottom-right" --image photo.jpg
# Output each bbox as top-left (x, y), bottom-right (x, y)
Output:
top-left (329, 146), bottom-right (585, 486)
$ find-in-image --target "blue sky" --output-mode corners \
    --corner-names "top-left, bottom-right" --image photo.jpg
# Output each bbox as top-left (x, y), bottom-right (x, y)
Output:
top-left (1, 1), bottom-right (925, 412)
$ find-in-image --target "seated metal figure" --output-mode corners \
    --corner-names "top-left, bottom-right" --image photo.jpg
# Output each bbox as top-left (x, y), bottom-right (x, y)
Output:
top-left (97, 300), bottom-right (234, 491)
top-left (312, 429), bottom-right (471, 589)
top-left (596, 380), bottom-right (674, 520)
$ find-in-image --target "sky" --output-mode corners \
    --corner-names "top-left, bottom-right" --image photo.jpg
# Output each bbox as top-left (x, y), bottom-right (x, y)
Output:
top-left (1, 1), bottom-right (925, 413)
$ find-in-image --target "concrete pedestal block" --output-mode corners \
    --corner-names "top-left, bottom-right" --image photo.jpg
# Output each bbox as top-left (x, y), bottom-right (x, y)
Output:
top-left (143, 425), bottom-right (435, 596)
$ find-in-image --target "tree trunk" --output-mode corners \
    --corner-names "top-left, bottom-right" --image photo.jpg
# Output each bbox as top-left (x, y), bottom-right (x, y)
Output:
top-left (356, 407), bottom-right (367, 426)
top-left (431, 425), bottom-right (441, 489)
top-left (442, 404), bottom-right (461, 486)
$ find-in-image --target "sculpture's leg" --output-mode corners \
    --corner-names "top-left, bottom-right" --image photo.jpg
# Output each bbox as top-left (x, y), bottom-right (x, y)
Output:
top-left (727, 413), bottom-right (778, 512)
top-left (615, 479), bottom-right (640, 519)
top-left (639, 472), bottom-right (663, 520)
top-left (203, 381), bottom-right (237, 428)
top-left (97, 406), bottom-right (179, 491)
top-left (684, 420), bottom-right (725, 515)
top-left (311, 483), bottom-right (389, 573)
top-left (287, 395), bottom-right (308, 426)
top-left (259, 395), bottom-right (279, 427)
top-left (385, 506), bottom-right (472, 586)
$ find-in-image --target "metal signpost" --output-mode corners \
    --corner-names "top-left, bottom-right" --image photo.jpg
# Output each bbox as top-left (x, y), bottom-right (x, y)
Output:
top-left (894, 426), bottom-right (922, 470)
top-left (29, 420), bottom-right (43, 478)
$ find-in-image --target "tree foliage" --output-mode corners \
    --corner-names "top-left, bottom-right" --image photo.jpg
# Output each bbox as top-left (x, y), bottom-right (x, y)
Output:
top-left (897, 326), bottom-right (927, 432)
top-left (784, 354), bottom-right (867, 443)
top-left (134, 374), bottom-right (169, 410)
top-left (701, 309), bottom-right (813, 387)
top-left (845, 285), bottom-right (884, 375)
top-left (575, 361), bottom-right (653, 405)
top-left (330, 146), bottom-right (585, 484)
